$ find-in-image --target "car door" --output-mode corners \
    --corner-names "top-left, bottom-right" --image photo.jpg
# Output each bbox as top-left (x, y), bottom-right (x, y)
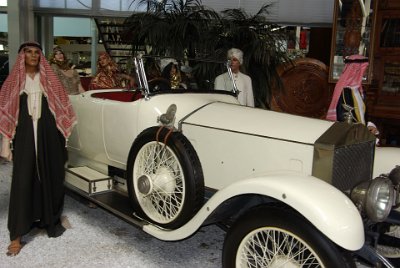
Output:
top-left (102, 97), bottom-right (141, 166)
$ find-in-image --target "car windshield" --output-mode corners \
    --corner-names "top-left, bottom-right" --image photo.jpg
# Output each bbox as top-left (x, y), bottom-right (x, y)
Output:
top-left (133, 55), bottom-right (238, 96)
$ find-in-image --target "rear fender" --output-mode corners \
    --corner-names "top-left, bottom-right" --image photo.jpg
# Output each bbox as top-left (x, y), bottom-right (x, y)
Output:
top-left (143, 173), bottom-right (364, 251)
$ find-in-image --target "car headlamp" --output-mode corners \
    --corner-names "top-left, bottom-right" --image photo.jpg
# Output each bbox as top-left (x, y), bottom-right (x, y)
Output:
top-left (351, 176), bottom-right (395, 222)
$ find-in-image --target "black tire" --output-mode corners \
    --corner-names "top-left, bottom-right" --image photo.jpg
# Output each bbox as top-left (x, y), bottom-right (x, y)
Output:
top-left (126, 126), bottom-right (204, 229)
top-left (223, 205), bottom-right (356, 268)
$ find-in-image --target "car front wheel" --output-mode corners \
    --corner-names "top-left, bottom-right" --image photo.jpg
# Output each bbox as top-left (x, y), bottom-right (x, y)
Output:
top-left (126, 126), bottom-right (204, 229)
top-left (223, 205), bottom-right (355, 268)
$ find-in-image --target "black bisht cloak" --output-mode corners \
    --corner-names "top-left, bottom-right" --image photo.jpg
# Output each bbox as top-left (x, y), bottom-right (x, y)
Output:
top-left (8, 93), bottom-right (67, 240)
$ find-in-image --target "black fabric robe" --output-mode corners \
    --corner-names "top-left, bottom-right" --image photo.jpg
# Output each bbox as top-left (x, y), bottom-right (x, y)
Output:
top-left (8, 93), bottom-right (67, 240)
top-left (336, 87), bottom-right (367, 123)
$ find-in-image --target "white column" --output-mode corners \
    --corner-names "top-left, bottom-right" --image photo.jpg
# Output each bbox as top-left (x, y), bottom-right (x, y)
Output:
top-left (7, 0), bottom-right (35, 68)
top-left (41, 16), bottom-right (54, 57)
top-left (91, 18), bottom-right (98, 75)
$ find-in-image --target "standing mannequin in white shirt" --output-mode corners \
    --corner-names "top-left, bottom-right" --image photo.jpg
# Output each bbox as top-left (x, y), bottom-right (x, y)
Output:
top-left (214, 48), bottom-right (255, 107)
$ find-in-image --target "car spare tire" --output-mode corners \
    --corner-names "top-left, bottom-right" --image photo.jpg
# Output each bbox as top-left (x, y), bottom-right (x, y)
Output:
top-left (126, 126), bottom-right (204, 229)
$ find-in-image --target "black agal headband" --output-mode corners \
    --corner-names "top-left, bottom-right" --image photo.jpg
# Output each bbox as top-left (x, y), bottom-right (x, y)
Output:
top-left (18, 42), bottom-right (43, 53)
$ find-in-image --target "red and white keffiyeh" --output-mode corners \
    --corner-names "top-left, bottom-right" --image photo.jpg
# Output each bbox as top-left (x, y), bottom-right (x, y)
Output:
top-left (0, 43), bottom-right (77, 140)
top-left (326, 55), bottom-right (369, 121)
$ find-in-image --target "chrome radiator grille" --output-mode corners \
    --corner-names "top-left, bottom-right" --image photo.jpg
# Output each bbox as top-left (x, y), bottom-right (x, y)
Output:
top-left (312, 122), bottom-right (376, 192)
top-left (331, 141), bottom-right (375, 191)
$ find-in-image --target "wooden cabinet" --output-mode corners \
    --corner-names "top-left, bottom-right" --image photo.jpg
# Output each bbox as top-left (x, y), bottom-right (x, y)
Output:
top-left (378, 0), bottom-right (400, 10)
top-left (367, 0), bottom-right (400, 146)
top-left (375, 8), bottom-right (400, 56)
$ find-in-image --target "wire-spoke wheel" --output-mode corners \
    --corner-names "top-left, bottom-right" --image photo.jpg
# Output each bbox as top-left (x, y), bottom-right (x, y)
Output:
top-left (133, 141), bottom-right (185, 224)
top-left (223, 205), bottom-right (356, 268)
top-left (127, 127), bottom-right (204, 229)
top-left (237, 227), bottom-right (324, 267)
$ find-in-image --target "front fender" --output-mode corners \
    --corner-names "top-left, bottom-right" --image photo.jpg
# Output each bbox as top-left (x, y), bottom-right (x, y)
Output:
top-left (143, 173), bottom-right (364, 251)
top-left (373, 146), bottom-right (400, 178)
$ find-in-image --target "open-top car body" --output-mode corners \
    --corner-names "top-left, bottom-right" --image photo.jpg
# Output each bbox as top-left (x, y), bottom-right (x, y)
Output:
top-left (66, 56), bottom-right (400, 267)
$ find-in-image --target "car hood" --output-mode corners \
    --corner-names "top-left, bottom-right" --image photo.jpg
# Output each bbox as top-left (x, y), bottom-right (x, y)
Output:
top-left (180, 101), bottom-right (334, 145)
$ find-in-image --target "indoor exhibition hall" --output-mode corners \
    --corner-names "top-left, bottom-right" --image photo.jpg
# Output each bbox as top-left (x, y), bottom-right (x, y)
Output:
top-left (0, 0), bottom-right (400, 267)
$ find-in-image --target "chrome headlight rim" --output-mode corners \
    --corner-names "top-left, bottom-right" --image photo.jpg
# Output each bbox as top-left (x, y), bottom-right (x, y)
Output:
top-left (351, 177), bottom-right (395, 222)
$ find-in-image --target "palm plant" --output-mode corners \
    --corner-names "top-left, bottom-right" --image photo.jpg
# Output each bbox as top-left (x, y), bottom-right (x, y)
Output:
top-left (124, 0), bottom-right (290, 108)
top-left (124, 0), bottom-right (219, 59)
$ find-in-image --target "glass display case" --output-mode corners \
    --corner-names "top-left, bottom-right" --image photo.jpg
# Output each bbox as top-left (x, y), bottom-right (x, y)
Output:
top-left (374, 9), bottom-right (400, 102)
top-left (380, 18), bottom-right (400, 48)
top-left (329, 0), bottom-right (378, 83)
top-left (366, 1), bottom-right (400, 146)
top-left (376, 11), bottom-right (400, 54)
top-left (382, 61), bottom-right (400, 93)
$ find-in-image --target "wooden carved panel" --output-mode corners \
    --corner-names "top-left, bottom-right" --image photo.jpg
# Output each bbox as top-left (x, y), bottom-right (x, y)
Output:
top-left (271, 58), bottom-right (331, 119)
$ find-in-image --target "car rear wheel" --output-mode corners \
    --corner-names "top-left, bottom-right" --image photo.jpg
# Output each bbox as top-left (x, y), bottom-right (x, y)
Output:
top-left (127, 126), bottom-right (204, 229)
top-left (223, 205), bottom-right (356, 268)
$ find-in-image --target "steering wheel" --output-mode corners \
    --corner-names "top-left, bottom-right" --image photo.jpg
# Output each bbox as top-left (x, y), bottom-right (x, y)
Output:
top-left (147, 77), bottom-right (171, 93)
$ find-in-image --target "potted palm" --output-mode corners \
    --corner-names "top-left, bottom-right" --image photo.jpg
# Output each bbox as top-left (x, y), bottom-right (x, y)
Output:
top-left (124, 0), bottom-right (290, 108)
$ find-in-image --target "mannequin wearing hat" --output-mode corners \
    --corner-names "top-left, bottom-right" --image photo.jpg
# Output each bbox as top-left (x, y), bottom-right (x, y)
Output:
top-left (50, 46), bottom-right (85, 95)
top-left (0, 41), bottom-right (77, 256)
top-left (214, 48), bottom-right (254, 107)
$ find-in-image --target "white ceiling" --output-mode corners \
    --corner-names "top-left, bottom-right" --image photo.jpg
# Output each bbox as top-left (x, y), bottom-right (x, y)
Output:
top-left (31, 0), bottom-right (335, 27)
top-left (202, 0), bottom-right (334, 26)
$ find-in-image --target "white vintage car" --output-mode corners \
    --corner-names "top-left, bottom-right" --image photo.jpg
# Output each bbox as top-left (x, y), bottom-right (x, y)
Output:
top-left (66, 56), bottom-right (400, 268)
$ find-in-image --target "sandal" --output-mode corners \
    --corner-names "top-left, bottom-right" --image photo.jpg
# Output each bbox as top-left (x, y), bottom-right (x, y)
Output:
top-left (6, 238), bottom-right (24, 256)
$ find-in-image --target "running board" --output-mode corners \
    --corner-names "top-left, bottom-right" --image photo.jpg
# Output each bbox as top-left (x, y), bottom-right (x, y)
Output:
top-left (65, 166), bottom-right (146, 228)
